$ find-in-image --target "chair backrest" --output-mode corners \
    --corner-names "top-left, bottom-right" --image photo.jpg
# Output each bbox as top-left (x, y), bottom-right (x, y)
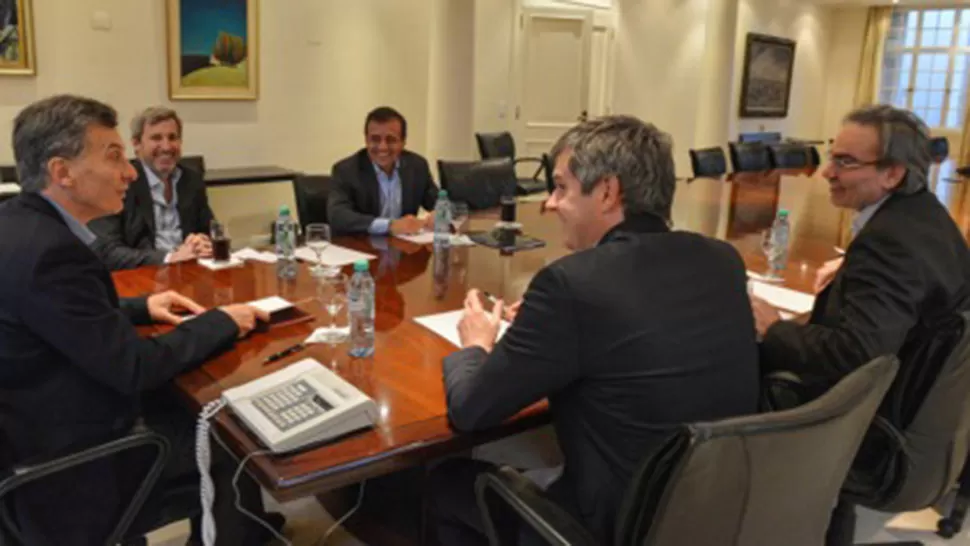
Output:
top-left (689, 147), bottom-right (728, 179)
top-left (291, 174), bottom-right (332, 231)
top-left (614, 356), bottom-right (899, 546)
top-left (0, 165), bottom-right (18, 184)
top-left (438, 158), bottom-right (516, 210)
top-left (179, 155), bottom-right (206, 175)
top-left (738, 132), bottom-right (782, 144)
top-left (930, 137), bottom-right (950, 164)
top-left (476, 132), bottom-right (517, 160)
top-left (728, 142), bottom-right (772, 173)
top-left (808, 146), bottom-right (821, 168)
top-left (767, 144), bottom-right (811, 170)
top-left (844, 311), bottom-right (970, 513)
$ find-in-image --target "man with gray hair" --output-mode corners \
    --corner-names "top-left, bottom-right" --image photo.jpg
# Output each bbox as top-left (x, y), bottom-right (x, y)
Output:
top-left (0, 95), bottom-right (276, 545)
top-left (429, 115), bottom-right (759, 544)
top-left (89, 105), bottom-right (215, 270)
top-left (753, 105), bottom-right (970, 390)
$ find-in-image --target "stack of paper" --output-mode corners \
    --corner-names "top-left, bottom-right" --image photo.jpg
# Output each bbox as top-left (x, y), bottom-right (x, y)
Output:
top-left (414, 310), bottom-right (510, 348)
top-left (748, 281), bottom-right (815, 315)
top-left (294, 245), bottom-right (376, 267)
top-left (198, 257), bottom-right (245, 270)
top-left (394, 232), bottom-right (476, 247)
top-left (233, 247), bottom-right (278, 263)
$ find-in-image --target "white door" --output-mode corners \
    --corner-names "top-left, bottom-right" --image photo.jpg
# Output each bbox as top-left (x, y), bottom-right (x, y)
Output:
top-left (512, 8), bottom-right (594, 172)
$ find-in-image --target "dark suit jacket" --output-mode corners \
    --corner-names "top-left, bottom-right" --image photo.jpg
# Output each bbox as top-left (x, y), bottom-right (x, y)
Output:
top-left (0, 193), bottom-right (238, 544)
top-left (327, 149), bottom-right (439, 234)
top-left (443, 214), bottom-right (760, 543)
top-left (88, 160), bottom-right (215, 270)
top-left (761, 190), bottom-right (970, 389)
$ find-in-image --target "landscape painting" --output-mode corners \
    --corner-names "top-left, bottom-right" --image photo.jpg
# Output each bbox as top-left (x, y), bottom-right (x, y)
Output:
top-left (166, 0), bottom-right (259, 100)
top-left (0, 0), bottom-right (35, 76)
top-left (739, 33), bottom-right (796, 118)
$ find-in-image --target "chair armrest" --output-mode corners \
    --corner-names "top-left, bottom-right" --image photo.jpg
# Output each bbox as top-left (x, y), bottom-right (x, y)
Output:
top-left (475, 466), bottom-right (597, 546)
top-left (0, 431), bottom-right (170, 545)
top-left (512, 157), bottom-right (547, 181)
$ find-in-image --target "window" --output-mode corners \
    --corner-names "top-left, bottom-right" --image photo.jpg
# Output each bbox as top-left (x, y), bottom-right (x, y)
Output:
top-left (880, 8), bottom-right (970, 129)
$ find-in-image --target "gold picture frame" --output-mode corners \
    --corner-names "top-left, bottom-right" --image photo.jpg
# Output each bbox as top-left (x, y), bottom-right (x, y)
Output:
top-left (166, 0), bottom-right (259, 101)
top-left (0, 0), bottom-right (36, 76)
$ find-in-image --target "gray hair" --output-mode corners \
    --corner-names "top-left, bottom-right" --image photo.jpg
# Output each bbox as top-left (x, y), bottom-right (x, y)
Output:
top-left (550, 115), bottom-right (676, 221)
top-left (13, 95), bottom-right (119, 193)
top-left (843, 104), bottom-right (931, 195)
top-left (130, 106), bottom-right (183, 141)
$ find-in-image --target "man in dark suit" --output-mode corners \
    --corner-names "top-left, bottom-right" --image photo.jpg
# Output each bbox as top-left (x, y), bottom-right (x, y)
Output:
top-left (750, 105), bottom-right (970, 545)
top-left (327, 106), bottom-right (439, 235)
top-left (0, 95), bottom-right (274, 545)
top-left (89, 106), bottom-right (215, 270)
top-left (429, 116), bottom-right (760, 545)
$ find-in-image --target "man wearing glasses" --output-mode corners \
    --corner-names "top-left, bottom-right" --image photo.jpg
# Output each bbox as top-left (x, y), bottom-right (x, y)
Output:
top-left (327, 106), bottom-right (439, 235)
top-left (750, 105), bottom-right (970, 541)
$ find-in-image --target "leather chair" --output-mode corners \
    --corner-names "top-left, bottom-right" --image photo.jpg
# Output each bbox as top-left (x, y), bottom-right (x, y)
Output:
top-left (0, 165), bottom-right (17, 184)
top-left (179, 155), bottom-right (206, 175)
top-left (292, 174), bottom-right (332, 232)
top-left (809, 146), bottom-right (822, 168)
top-left (767, 143), bottom-right (811, 170)
top-left (438, 158), bottom-right (517, 211)
top-left (728, 142), bottom-right (772, 173)
top-left (689, 147), bottom-right (728, 180)
top-left (837, 311), bottom-right (970, 545)
top-left (475, 132), bottom-right (548, 195)
top-left (738, 132), bottom-right (782, 144)
top-left (475, 356), bottom-right (899, 546)
top-left (0, 430), bottom-right (171, 545)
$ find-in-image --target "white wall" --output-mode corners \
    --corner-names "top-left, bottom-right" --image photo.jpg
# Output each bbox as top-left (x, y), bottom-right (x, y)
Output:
top-left (731, 0), bottom-right (833, 141)
top-left (822, 7), bottom-right (869, 139)
top-left (426, 0), bottom-right (476, 167)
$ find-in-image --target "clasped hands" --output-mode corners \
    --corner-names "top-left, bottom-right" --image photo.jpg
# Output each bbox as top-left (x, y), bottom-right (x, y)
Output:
top-left (146, 290), bottom-right (269, 339)
top-left (167, 233), bottom-right (214, 263)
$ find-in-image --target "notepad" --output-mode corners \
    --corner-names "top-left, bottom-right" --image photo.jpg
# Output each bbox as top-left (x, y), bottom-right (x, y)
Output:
top-left (248, 296), bottom-right (315, 330)
top-left (294, 245), bottom-right (375, 268)
top-left (233, 247), bottom-right (278, 263)
top-left (198, 257), bottom-right (245, 270)
top-left (414, 310), bottom-right (510, 348)
top-left (395, 232), bottom-right (477, 247)
top-left (749, 281), bottom-right (815, 315)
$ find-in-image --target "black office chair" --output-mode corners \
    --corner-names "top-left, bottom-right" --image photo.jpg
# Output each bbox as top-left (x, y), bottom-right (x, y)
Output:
top-left (438, 158), bottom-right (516, 211)
top-left (0, 165), bottom-right (18, 184)
top-left (179, 155), bottom-right (206, 175)
top-left (688, 147), bottom-right (728, 180)
top-left (475, 132), bottom-right (548, 195)
top-left (476, 356), bottom-right (899, 546)
top-left (767, 143), bottom-right (812, 170)
top-left (834, 311), bottom-right (970, 546)
top-left (0, 430), bottom-right (171, 545)
top-left (809, 146), bottom-right (822, 168)
top-left (728, 142), bottom-right (772, 173)
top-left (739, 131), bottom-right (783, 144)
top-left (929, 137), bottom-right (949, 164)
top-left (292, 174), bottom-right (332, 232)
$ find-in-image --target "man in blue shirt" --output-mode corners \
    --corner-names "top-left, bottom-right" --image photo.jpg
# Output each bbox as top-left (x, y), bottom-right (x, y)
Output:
top-left (327, 107), bottom-right (439, 235)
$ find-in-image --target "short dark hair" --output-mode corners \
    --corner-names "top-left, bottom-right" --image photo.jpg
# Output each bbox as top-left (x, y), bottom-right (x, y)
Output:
top-left (13, 95), bottom-right (119, 193)
top-left (131, 106), bottom-right (183, 141)
top-left (364, 106), bottom-right (407, 140)
top-left (843, 104), bottom-right (931, 195)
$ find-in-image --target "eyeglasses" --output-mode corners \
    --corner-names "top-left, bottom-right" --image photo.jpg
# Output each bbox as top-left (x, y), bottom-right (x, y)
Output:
top-left (826, 153), bottom-right (884, 171)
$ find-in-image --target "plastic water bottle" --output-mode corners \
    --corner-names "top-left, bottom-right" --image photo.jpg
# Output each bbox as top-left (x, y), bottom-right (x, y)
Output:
top-left (348, 260), bottom-right (375, 358)
top-left (275, 205), bottom-right (297, 279)
top-left (433, 189), bottom-right (452, 247)
top-left (767, 209), bottom-right (791, 278)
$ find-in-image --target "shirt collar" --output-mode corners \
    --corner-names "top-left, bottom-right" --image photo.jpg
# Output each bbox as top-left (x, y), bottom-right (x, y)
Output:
top-left (372, 159), bottom-right (401, 179)
top-left (144, 163), bottom-right (182, 190)
top-left (40, 194), bottom-right (97, 246)
top-left (851, 194), bottom-right (890, 237)
top-left (598, 213), bottom-right (671, 246)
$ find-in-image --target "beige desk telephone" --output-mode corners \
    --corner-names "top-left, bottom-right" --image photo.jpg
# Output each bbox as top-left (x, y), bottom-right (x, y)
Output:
top-left (222, 358), bottom-right (378, 454)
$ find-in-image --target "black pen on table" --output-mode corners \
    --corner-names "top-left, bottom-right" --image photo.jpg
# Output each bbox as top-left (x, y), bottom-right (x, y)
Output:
top-left (264, 343), bottom-right (305, 364)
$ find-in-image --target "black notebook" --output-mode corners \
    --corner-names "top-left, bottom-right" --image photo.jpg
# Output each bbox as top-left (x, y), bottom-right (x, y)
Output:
top-left (469, 229), bottom-right (546, 253)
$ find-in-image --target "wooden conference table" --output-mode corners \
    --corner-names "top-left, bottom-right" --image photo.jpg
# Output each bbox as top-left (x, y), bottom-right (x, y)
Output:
top-left (112, 201), bottom-right (839, 503)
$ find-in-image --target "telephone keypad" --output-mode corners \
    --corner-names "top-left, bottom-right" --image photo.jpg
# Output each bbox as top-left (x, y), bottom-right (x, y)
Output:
top-left (252, 379), bottom-right (330, 432)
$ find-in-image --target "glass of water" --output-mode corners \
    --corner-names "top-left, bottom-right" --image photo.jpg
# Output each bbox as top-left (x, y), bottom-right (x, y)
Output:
top-left (317, 273), bottom-right (349, 366)
top-left (760, 229), bottom-right (781, 282)
top-left (450, 201), bottom-right (469, 234)
top-left (305, 223), bottom-right (332, 277)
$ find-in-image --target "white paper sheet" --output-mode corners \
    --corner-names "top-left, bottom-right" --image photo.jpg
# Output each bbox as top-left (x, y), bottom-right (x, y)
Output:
top-left (0, 183), bottom-right (20, 194)
top-left (294, 245), bottom-right (375, 268)
top-left (232, 247), bottom-right (278, 263)
top-left (414, 310), bottom-right (510, 348)
top-left (394, 232), bottom-right (476, 247)
top-left (749, 281), bottom-right (815, 314)
top-left (248, 296), bottom-right (294, 314)
top-left (197, 257), bottom-right (245, 270)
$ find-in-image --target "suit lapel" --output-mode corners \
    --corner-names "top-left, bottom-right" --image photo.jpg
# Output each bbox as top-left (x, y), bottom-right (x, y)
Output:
top-left (399, 154), bottom-right (416, 215)
top-left (132, 161), bottom-right (156, 239)
top-left (175, 169), bottom-right (195, 232)
top-left (357, 150), bottom-right (382, 216)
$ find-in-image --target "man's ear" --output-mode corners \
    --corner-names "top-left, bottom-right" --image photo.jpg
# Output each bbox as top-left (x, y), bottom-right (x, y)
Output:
top-left (883, 164), bottom-right (907, 191)
top-left (46, 157), bottom-right (73, 190)
top-left (600, 175), bottom-right (623, 212)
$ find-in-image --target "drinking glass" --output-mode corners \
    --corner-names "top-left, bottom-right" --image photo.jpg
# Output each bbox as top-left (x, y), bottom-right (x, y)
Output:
top-left (450, 201), bottom-right (469, 234)
top-left (210, 221), bottom-right (231, 262)
top-left (305, 223), bottom-right (333, 277)
top-left (317, 273), bottom-right (349, 367)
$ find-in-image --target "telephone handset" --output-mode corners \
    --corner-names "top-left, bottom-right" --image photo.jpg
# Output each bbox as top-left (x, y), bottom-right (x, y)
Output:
top-left (222, 358), bottom-right (378, 454)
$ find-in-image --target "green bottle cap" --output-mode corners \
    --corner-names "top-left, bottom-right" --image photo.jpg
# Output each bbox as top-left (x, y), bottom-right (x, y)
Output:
top-left (279, 205), bottom-right (291, 216)
top-left (354, 260), bottom-right (369, 272)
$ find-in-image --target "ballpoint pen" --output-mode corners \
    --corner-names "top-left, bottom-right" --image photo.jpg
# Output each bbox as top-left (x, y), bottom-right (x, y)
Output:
top-left (264, 343), bottom-right (305, 364)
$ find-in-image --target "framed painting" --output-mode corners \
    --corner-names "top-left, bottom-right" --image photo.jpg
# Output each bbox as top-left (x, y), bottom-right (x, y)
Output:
top-left (739, 33), bottom-right (796, 118)
top-left (0, 0), bottom-right (36, 76)
top-left (166, 0), bottom-right (259, 100)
